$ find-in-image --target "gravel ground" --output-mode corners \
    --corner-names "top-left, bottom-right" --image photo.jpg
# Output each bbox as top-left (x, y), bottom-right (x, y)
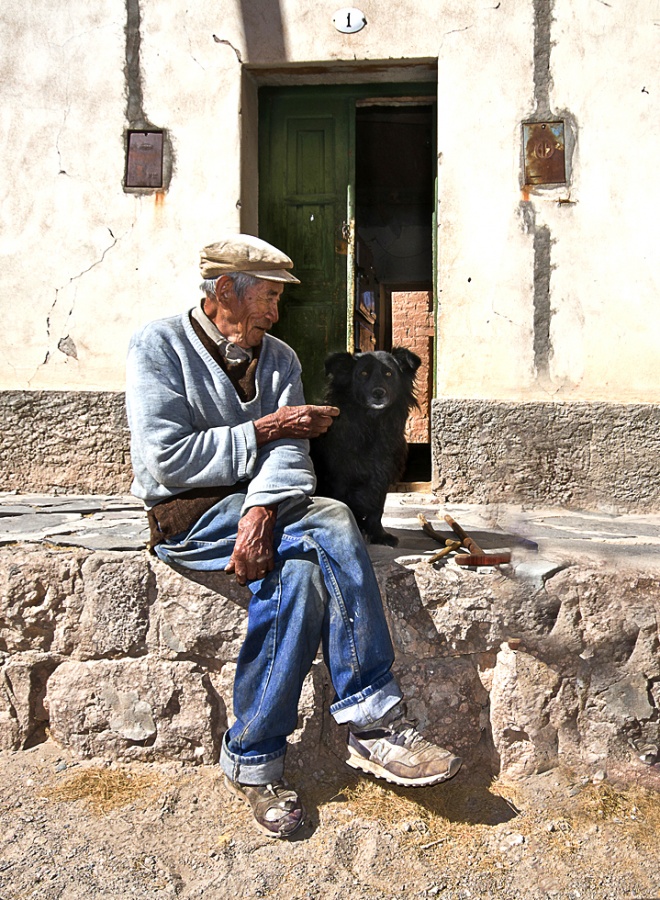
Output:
top-left (2, 738), bottom-right (660, 900)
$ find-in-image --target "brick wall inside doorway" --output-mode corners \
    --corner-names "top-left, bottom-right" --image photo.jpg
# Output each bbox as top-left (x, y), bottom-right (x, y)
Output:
top-left (391, 290), bottom-right (433, 443)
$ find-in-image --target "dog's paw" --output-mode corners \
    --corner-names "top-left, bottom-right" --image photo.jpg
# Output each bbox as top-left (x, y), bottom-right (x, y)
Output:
top-left (369, 531), bottom-right (399, 547)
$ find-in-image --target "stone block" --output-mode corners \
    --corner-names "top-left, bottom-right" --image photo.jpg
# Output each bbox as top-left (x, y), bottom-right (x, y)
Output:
top-left (374, 561), bottom-right (442, 659)
top-left (489, 645), bottom-right (565, 778)
top-left (45, 657), bottom-right (224, 763)
top-left (69, 552), bottom-right (151, 659)
top-left (397, 656), bottom-right (488, 764)
top-left (0, 546), bottom-right (82, 653)
top-left (0, 651), bottom-right (62, 750)
top-left (148, 560), bottom-right (249, 663)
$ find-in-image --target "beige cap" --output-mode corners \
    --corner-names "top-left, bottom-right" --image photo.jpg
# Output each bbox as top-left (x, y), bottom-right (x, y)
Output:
top-left (200, 233), bottom-right (300, 284)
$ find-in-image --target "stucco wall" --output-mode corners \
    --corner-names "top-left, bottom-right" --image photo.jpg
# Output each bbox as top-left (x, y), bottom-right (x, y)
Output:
top-left (1, 0), bottom-right (659, 499)
top-left (435, 0), bottom-right (660, 404)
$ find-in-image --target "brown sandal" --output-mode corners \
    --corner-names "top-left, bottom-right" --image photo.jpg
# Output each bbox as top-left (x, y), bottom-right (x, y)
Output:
top-left (224, 776), bottom-right (306, 838)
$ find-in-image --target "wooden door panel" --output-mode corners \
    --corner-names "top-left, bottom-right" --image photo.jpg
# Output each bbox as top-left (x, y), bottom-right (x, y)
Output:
top-left (287, 118), bottom-right (335, 194)
top-left (286, 203), bottom-right (335, 276)
top-left (260, 90), bottom-right (350, 402)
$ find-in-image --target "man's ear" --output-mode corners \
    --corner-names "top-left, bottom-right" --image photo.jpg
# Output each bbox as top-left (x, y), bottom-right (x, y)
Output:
top-left (215, 275), bottom-right (237, 306)
top-left (324, 351), bottom-right (355, 386)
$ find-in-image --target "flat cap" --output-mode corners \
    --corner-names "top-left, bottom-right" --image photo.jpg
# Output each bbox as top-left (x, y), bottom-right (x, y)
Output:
top-left (200, 233), bottom-right (300, 283)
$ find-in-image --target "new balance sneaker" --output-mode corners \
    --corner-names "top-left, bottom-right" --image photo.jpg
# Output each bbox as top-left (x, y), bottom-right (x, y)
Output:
top-left (224, 777), bottom-right (306, 838)
top-left (347, 704), bottom-right (462, 787)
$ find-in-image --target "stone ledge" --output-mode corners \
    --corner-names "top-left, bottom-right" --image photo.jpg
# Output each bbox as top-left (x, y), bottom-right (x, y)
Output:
top-left (1, 532), bottom-right (659, 783)
top-left (3, 392), bottom-right (660, 511)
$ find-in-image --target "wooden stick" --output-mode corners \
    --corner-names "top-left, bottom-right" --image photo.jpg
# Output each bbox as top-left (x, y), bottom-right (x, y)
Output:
top-left (417, 514), bottom-right (446, 545)
top-left (443, 515), bottom-right (485, 555)
top-left (427, 540), bottom-right (461, 563)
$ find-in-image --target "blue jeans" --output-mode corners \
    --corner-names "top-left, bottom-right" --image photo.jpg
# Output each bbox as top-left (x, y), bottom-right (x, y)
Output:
top-left (154, 493), bottom-right (402, 784)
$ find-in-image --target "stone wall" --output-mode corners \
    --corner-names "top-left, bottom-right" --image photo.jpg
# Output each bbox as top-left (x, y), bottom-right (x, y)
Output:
top-left (432, 399), bottom-right (660, 512)
top-left (0, 391), bottom-right (131, 494)
top-left (2, 543), bottom-right (659, 780)
top-left (5, 391), bottom-right (660, 513)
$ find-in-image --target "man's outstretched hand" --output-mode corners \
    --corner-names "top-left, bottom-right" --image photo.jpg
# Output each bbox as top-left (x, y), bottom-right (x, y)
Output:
top-left (254, 405), bottom-right (339, 446)
top-left (226, 505), bottom-right (278, 585)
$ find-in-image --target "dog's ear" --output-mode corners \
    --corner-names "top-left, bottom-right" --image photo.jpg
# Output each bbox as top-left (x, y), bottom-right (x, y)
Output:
top-left (324, 352), bottom-right (355, 386)
top-left (391, 347), bottom-right (421, 376)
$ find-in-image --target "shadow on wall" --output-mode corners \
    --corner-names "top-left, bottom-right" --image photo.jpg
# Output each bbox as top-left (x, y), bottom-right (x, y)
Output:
top-left (240, 0), bottom-right (287, 60)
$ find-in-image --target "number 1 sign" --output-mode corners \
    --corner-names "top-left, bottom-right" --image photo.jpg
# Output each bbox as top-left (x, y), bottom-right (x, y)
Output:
top-left (332, 8), bottom-right (367, 33)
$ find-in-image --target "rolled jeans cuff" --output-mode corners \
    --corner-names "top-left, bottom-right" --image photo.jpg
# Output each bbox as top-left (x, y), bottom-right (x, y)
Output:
top-left (330, 673), bottom-right (403, 729)
top-left (220, 732), bottom-right (286, 785)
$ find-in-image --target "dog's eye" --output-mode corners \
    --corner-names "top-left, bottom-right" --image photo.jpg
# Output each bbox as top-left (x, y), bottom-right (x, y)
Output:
top-left (385, 371), bottom-right (392, 377)
top-left (360, 370), bottom-right (368, 377)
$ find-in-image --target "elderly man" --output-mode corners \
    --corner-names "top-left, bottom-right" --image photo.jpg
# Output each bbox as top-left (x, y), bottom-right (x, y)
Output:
top-left (126, 234), bottom-right (461, 839)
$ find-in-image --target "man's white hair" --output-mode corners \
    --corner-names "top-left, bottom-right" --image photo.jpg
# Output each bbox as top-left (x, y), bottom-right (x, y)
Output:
top-left (199, 272), bottom-right (263, 300)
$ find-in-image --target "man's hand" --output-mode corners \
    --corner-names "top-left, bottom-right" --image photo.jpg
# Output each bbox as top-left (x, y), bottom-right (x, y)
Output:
top-left (254, 405), bottom-right (339, 447)
top-left (226, 505), bottom-right (278, 585)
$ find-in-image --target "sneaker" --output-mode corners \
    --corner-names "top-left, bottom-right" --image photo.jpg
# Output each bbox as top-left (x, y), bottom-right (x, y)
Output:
top-left (224, 776), bottom-right (306, 838)
top-left (347, 704), bottom-right (462, 787)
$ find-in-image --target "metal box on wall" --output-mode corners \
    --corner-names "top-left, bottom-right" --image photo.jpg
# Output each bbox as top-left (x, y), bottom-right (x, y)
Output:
top-left (523, 121), bottom-right (566, 186)
top-left (125, 131), bottom-right (164, 189)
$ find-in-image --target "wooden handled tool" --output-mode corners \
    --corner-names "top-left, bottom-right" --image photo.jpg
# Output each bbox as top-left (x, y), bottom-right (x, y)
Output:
top-left (443, 515), bottom-right (511, 566)
top-left (455, 553), bottom-right (512, 566)
top-left (417, 514), bottom-right (446, 544)
top-left (444, 515), bottom-right (485, 555)
top-left (427, 540), bottom-right (462, 564)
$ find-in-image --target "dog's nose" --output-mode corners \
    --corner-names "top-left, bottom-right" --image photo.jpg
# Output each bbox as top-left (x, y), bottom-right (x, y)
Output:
top-left (372, 388), bottom-right (386, 400)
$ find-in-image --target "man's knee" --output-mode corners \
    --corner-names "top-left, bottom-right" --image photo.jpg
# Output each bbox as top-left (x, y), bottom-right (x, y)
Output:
top-left (308, 495), bottom-right (359, 527)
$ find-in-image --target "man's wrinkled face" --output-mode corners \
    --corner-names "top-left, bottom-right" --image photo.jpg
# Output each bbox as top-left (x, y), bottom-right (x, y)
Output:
top-left (212, 277), bottom-right (283, 349)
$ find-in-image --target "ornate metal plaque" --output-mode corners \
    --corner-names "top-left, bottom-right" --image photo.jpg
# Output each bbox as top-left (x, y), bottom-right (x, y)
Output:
top-left (523, 121), bottom-right (566, 186)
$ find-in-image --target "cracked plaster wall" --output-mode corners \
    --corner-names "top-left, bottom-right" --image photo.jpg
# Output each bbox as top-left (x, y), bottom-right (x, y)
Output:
top-left (0, 0), bottom-right (659, 409)
top-left (435, 0), bottom-right (660, 403)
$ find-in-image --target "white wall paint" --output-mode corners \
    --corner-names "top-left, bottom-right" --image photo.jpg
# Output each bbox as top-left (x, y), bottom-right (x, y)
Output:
top-left (1, 0), bottom-right (658, 402)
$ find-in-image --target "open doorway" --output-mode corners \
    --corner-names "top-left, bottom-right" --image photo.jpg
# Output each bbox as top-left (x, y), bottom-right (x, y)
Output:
top-left (353, 101), bottom-right (435, 483)
top-left (258, 83), bottom-right (436, 483)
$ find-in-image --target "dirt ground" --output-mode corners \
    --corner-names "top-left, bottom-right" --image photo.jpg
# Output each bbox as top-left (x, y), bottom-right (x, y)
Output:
top-left (2, 736), bottom-right (660, 900)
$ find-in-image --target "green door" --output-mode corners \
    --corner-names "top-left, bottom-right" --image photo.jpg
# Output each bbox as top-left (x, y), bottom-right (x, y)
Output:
top-left (259, 83), bottom-right (435, 403)
top-left (259, 87), bottom-right (351, 402)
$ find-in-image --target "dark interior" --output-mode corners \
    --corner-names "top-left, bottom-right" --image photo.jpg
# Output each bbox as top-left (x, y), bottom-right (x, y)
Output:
top-left (354, 103), bottom-right (435, 482)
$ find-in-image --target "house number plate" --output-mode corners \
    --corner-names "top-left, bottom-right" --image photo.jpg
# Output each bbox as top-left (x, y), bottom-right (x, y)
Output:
top-left (332, 8), bottom-right (367, 33)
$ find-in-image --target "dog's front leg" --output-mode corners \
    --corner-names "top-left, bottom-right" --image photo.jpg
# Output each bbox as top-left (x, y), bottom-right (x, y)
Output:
top-left (362, 511), bottom-right (398, 547)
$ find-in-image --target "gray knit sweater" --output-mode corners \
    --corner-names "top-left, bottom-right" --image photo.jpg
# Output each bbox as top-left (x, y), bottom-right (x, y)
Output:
top-left (125, 311), bottom-right (315, 511)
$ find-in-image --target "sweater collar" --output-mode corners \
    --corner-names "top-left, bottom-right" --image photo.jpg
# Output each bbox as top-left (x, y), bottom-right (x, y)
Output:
top-left (191, 302), bottom-right (253, 366)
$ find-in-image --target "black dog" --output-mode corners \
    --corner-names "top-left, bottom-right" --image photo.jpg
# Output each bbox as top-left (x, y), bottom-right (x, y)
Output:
top-left (310, 347), bottom-right (421, 546)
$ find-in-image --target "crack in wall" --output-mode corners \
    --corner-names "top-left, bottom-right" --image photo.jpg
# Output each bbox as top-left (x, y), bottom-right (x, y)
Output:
top-left (56, 104), bottom-right (70, 175)
top-left (184, 22), bottom-right (206, 70)
top-left (212, 35), bottom-right (243, 63)
top-left (533, 0), bottom-right (555, 118)
top-left (35, 230), bottom-right (120, 378)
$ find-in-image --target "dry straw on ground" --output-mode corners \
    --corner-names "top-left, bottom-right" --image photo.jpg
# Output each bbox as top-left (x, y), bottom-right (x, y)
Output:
top-left (46, 765), bottom-right (164, 814)
top-left (341, 775), bottom-right (521, 838)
